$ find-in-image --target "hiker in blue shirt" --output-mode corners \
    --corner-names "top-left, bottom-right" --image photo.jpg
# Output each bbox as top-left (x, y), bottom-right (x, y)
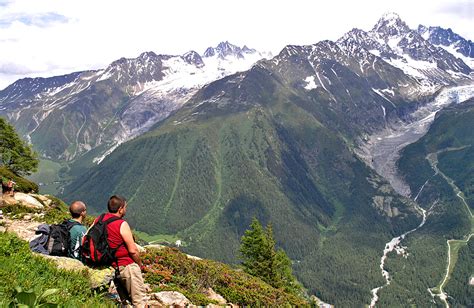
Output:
top-left (68, 201), bottom-right (88, 260)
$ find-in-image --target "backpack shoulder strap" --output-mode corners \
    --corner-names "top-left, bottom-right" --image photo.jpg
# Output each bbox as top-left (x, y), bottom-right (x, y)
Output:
top-left (103, 215), bottom-right (122, 226)
top-left (63, 219), bottom-right (81, 231)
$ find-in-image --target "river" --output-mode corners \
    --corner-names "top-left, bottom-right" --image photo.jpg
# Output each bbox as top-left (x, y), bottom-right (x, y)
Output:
top-left (358, 85), bottom-right (474, 307)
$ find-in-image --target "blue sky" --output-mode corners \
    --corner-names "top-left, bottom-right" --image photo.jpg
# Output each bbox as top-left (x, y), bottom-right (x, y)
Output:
top-left (0, 0), bottom-right (472, 89)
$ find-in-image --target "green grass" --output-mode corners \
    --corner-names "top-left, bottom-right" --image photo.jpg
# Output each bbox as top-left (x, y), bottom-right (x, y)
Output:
top-left (0, 232), bottom-right (113, 307)
top-left (133, 230), bottom-right (181, 245)
top-left (26, 159), bottom-right (64, 195)
top-left (27, 159), bottom-right (62, 184)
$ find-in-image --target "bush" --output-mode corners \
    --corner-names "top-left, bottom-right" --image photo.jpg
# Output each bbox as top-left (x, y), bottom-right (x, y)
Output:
top-left (141, 247), bottom-right (308, 306)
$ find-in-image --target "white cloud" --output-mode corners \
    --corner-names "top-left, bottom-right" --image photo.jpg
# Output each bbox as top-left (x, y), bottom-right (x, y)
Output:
top-left (0, 0), bottom-right (472, 90)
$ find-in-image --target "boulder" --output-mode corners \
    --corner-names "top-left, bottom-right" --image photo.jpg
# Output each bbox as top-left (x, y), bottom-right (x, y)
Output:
top-left (151, 291), bottom-right (190, 306)
top-left (146, 300), bottom-right (164, 307)
top-left (4, 192), bottom-right (44, 209)
top-left (204, 288), bottom-right (227, 305)
top-left (30, 194), bottom-right (49, 202)
top-left (41, 255), bottom-right (115, 288)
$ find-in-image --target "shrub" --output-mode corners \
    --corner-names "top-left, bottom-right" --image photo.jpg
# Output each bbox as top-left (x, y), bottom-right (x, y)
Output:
top-left (141, 247), bottom-right (307, 306)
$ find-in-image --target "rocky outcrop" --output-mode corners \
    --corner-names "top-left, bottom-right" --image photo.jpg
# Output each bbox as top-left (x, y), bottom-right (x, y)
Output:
top-left (4, 217), bottom-right (42, 241)
top-left (204, 288), bottom-right (227, 305)
top-left (150, 291), bottom-right (190, 306)
top-left (41, 255), bottom-right (115, 289)
top-left (1, 192), bottom-right (44, 209)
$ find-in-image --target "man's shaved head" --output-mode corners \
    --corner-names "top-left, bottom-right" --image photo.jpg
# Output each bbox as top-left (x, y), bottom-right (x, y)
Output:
top-left (69, 201), bottom-right (86, 218)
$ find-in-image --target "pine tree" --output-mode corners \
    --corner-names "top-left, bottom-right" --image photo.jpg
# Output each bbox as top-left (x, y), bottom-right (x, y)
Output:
top-left (240, 218), bottom-right (302, 294)
top-left (0, 117), bottom-right (38, 176)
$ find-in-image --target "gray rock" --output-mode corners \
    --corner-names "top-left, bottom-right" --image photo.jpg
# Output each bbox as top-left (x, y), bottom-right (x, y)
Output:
top-left (204, 288), bottom-right (226, 304)
top-left (151, 291), bottom-right (190, 306)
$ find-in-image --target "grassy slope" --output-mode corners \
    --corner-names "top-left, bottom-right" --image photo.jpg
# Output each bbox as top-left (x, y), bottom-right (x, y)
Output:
top-left (0, 232), bottom-right (112, 307)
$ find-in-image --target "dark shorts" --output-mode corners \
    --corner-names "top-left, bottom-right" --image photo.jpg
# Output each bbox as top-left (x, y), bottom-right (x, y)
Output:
top-left (2, 184), bottom-right (12, 193)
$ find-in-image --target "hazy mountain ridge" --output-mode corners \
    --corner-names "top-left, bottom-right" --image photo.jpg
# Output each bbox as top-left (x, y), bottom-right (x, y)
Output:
top-left (0, 42), bottom-right (268, 162)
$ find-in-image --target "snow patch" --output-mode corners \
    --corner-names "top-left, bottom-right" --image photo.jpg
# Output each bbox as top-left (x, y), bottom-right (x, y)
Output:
top-left (437, 44), bottom-right (474, 69)
top-left (304, 76), bottom-right (317, 90)
top-left (387, 56), bottom-right (437, 79)
top-left (369, 49), bottom-right (381, 57)
top-left (97, 70), bottom-right (113, 81)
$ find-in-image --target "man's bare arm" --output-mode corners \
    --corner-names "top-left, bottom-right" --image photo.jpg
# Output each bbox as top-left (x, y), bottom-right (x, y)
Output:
top-left (120, 221), bottom-right (142, 267)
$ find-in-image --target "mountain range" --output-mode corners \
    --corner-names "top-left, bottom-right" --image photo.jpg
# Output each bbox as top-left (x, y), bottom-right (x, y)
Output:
top-left (0, 42), bottom-right (269, 164)
top-left (0, 12), bottom-right (473, 306)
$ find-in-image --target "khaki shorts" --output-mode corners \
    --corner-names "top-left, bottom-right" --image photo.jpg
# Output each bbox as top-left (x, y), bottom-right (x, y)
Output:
top-left (119, 263), bottom-right (146, 307)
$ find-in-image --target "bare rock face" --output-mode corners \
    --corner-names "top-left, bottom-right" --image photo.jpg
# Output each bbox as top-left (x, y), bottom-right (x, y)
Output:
top-left (151, 291), bottom-right (190, 306)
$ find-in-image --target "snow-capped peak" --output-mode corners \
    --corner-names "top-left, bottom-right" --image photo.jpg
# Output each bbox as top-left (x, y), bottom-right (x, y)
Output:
top-left (373, 12), bottom-right (411, 37)
top-left (182, 51), bottom-right (204, 68)
top-left (203, 41), bottom-right (258, 59)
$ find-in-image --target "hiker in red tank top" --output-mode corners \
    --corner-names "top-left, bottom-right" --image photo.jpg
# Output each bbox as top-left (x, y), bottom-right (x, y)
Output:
top-left (101, 195), bottom-right (146, 307)
top-left (99, 213), bottom-right (134, 267)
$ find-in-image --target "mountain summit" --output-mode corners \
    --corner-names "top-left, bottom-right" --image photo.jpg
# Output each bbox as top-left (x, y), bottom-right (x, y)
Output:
top-left (0, 42), bottom-right (267, 163)
top-left (373, 12), bottom-right (411, 37)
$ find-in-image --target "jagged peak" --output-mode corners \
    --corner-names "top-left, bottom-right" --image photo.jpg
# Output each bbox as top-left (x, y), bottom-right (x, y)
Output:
top-left (417, 25), bottom-right (461, 40)
top-left (278, 44), bottom-right (305, 58)
top-left (182, 50), bottom-right (204, 67)
top-left (203, 41), bottom-right (251, 59)
top-left (183, 50), bottom-right (200, 57)
top-left (203, 47), bottom-right (215, 57)
top-left (372, 12), bottom-right (411, 37)
top-left (338, 28), bottom-right (368, 44)
top-left (110, 57), bottom-right (128, 67)
top-left (138, 51), bottom-right (159, 60)
top-left (313, 40), bottom-right (340, 51)
top-left (417, 24), bottom-right (428, 34)
top-left (242, 45), bottom-right (257, 53)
